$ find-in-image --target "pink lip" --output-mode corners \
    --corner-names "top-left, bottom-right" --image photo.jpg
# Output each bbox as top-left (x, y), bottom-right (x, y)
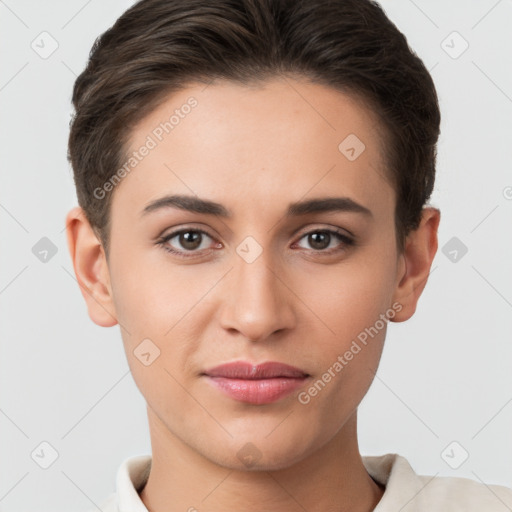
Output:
top-left (202, 361), bottom-right (309, 405)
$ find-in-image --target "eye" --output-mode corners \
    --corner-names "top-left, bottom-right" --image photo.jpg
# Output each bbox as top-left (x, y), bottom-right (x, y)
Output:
top-left (156, 228), bottom-right (220, 258)
top-left (294, 229), bottom-right (354, 254)
top-left (156, 226), bottom-right (355, 259)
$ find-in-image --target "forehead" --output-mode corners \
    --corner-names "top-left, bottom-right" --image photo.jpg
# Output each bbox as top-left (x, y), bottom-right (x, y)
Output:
top-left (113, 77), bottom-right (394, 219)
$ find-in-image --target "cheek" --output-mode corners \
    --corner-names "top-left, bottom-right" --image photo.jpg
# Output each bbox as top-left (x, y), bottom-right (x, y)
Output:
top-left (108, 253), bottom-right (218, 379)
top-left (298, 248), bottom-right (397, 411)
top-left (298, 276), bottom-right (392, 424)
top-left (108, 258), bottom-right (205, 411)
top-left (109, 247), bottom-right (209, 329)
top-left (296, 255), bottom-right (396, 342)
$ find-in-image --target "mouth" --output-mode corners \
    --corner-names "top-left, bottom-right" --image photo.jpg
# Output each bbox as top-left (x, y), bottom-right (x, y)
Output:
top-left (202, 361), bottom-right (310, 405)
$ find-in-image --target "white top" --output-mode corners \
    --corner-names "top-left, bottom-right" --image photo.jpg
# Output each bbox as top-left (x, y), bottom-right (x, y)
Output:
top-left (91, 453), bottom-right (512, 511)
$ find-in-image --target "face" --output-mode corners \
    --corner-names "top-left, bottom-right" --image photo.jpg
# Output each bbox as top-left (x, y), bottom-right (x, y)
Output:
top-left (96, 78), bottom-right (406, 470)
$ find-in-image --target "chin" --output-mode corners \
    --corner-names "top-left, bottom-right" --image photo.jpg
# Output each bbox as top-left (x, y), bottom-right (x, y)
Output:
top-left (204, 435), bottom-right (316, 472)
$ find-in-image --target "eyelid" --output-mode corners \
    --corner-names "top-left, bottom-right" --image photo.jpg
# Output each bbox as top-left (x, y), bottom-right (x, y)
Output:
top-left (156, 222), bottom-right (216, 240)
top-left (293, 224), bottom-right (355, 241)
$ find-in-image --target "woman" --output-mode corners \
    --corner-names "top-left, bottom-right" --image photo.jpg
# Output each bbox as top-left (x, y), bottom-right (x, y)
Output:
top-left (66, 0), bottom-right (512, 510)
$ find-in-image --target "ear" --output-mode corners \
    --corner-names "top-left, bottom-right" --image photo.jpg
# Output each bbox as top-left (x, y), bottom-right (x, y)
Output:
top-left (65, 207), bottom-right (118, 327)
top-left (391, 207), bottom-right (440, 322)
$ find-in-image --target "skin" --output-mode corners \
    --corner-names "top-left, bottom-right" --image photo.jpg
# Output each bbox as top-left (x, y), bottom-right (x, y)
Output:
top-left (66, 77), bottom-right (440, 512)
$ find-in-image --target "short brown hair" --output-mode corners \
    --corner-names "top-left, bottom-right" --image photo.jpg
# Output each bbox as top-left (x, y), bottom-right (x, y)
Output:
top-left (68, 0), bottom-right (440, 252)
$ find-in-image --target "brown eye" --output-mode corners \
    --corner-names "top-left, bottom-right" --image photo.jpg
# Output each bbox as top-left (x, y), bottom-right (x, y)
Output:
top-left (178, 231), bottom-right (203, 250)
top-left (295, 229), bottom-right (354, 253)
top-left (307, 231), bottom-right (331, 250)
top-left (157, 228), bottom-right (219, 257)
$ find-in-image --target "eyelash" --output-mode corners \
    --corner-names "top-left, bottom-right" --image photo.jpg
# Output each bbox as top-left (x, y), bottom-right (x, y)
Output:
top-left (156, 227), bottom-right (355, 259)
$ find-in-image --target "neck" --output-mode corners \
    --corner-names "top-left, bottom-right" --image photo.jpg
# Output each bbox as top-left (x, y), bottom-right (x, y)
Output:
top-left (139, 408), bottom-right (384, 512)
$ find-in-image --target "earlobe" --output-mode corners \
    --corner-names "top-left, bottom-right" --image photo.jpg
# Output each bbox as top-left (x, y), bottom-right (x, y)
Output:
top-left (391, 207), bottom-right (440, 323)
top-left (65, 207), bottom-right (118, 327)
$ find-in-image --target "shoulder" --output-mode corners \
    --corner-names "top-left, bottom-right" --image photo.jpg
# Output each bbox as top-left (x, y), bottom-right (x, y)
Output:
top-left (416, 471), bottom-right (512, 511)
top-left (363, 453), bottom-right (512, 511)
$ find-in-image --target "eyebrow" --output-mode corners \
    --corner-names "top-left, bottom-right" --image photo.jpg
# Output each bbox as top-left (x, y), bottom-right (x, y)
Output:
top-left (142, 194), bottom-right (372, 218)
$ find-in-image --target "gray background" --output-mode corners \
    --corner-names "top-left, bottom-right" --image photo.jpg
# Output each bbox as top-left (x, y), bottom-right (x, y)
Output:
top-left (1, 0), bottom-right (511, 510)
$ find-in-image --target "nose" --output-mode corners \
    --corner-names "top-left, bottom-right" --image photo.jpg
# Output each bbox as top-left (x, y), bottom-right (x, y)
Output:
top-left (218, 247), bottom-right (296, 342)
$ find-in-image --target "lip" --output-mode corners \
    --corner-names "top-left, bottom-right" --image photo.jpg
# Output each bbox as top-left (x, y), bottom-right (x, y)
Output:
top-left (202, 361), bottom-right (310, 405)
